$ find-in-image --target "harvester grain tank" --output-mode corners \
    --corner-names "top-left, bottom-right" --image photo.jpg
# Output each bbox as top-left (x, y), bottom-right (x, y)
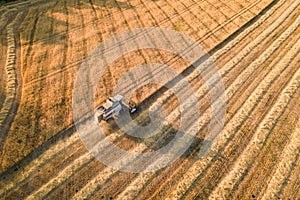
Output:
top-left (95, 94), bottom-right (137, 122)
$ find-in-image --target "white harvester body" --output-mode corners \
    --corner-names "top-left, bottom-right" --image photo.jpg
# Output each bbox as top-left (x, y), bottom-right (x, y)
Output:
top-left (95, 94), bottom-right (137, 122)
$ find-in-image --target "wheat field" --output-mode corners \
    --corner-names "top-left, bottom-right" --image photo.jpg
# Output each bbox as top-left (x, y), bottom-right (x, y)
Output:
top-left (0, 0), bottom-right (299, 199)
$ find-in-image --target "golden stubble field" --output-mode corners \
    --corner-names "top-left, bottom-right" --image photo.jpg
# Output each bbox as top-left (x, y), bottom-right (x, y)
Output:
top-left (0, 0), bottom-right (299, 199)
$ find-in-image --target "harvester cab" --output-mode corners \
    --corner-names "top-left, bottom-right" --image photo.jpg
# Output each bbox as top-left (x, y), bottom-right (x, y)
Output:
top-left (94, 94), bottom-right (137, 122)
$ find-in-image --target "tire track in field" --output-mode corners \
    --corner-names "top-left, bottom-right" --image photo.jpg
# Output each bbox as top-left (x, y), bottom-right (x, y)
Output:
top-left (25, 1), bottom-right (60, 154)
top-left (22, 0), bottom-right (268, 88)
top-left (0, 0), bottom-right (284, 197)
top-left (20, 0), bottom-right (137, 46)
top-left (59, 1), bottom-right (298, 198)
top-left (83, 0), bottom-right (287, 101)
top-left (208, 40), bottom-right (300, 199)
top-left (159, 9), bottom-right (300, 200)
top-left (260, 125), bottom-right (300, 200)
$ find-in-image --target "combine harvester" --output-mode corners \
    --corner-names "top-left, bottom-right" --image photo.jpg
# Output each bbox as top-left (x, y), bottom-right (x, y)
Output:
top-left (95, 94), bottom-right (137, 122)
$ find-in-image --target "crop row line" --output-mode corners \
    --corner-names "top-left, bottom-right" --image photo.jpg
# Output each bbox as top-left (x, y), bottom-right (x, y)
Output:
top-left (208, 38), bottom-right (300, 199)
top-left (164, 8), bottom-right (300, 200)
top-left (261, 126), bottom-right (300, 200)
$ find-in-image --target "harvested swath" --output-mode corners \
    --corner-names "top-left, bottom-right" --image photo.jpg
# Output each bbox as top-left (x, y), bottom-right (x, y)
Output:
top-left (71, 167), bottom-right (118, 200)
top-left (28, 120), bottom-right (173, 200)
top-left (165, 11), bottom-right (300, 200)
top-left (0, 28), bottom-right (15, 128)
top-left (0, 10), bottom-right (9, 30)
top-left (70, 142), bottom-right (149, 200)
top-left (47, 121), bottom-right (182, 199)
top-left (25, 153), bottom-right (94, 200)
top-left (4, 1), bottom-right (30, 9)
top-left (25, 132), bottom-right (124, 200)
top-left (115, 171), bottom-right (156, 200)
top-left (0, 132), bottom-right (79, 197)
top-left (261, 127), bottom-right (300, 200)
top-left (280, 132), bottom-right (300, 199)
top-left (208, 43), bottom-right (300, 199)
top-left (0, 12), bottom-right (24, 129)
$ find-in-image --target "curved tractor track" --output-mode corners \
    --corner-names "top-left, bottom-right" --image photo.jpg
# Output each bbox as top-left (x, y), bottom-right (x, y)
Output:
top-left (0, 0), bottom-right (299, 199)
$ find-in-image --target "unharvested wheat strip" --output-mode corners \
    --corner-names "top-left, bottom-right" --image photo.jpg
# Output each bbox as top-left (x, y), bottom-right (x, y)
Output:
top-left (165, 19), bottom-right (300, 200)
top-left (261, 126), bottom-right (300, 200)
top-left (25, 131), bottom-right (124, 200)
top-left (0, 133), bottom-right (80, 197)
top-left (208, 56), bottom-right (300, 200)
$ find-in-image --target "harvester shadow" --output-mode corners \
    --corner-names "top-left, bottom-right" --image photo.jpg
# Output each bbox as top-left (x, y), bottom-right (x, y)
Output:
top-left (104, 110), bottom-right (206, 161)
